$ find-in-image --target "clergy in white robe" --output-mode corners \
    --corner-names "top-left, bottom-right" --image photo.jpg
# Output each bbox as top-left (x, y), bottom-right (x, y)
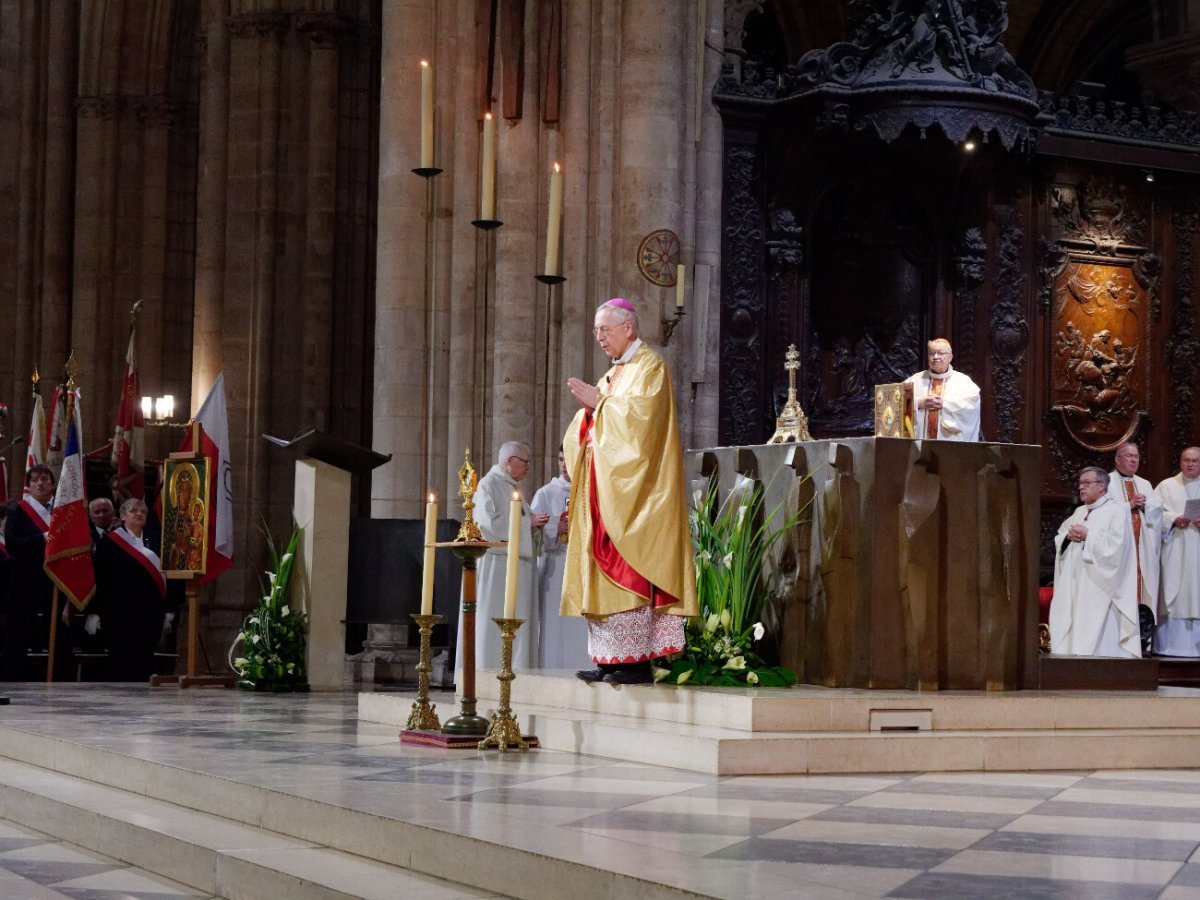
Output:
top-left (903, 339), bottom-right (981, 441)
top-left (454, 442), bottom-right (548, 674)
top-left (1106, 442), bottom-right (1164, 609)
top-left (530, 450), bottom-right (589, 668)
top-left (1155, 447), bottom-right (1200, 657)
top-left (1050, 467), bottom-right (1140, 658)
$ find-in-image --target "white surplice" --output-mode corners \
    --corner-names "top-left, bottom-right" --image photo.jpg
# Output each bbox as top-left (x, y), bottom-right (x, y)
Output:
top-left (903, 367), bottom-right (981, 441)
top-left (1154, 474), bottom-right (1200, 657)
top-left (1050, 495), bottom-right (1140, 658)
top-left (1106, 470), bottom-right (1164, 608)
top-left (454, 465), bottom-right (538, 673)
top-left (530, 475), bottom-right (588, 669)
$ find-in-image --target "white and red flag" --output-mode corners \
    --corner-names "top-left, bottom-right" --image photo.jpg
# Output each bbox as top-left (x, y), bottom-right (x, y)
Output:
top-left (26, 391), bottom-right (47, 472)
top-left (44, 396), bottom-right (95, 611)
top-left (176, 373), bottom-right (233, 585)
top-left (110, 329), bottom-right (145, 501)
top-left (45, 385), bottom-right (68, 477)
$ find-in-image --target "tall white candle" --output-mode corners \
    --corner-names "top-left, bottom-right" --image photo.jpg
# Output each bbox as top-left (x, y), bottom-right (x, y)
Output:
top-left (503, 492), bottom-right (521, 618)
top-left (420, 493), bottom-right (437, 615)
top-left (480, 112), bottom-right (496, 220)
top-left (544, 162), bottom-right (563, 276)
top-left (420, 60), bottom-right (434, 169)
top-left (675, 263), bottom-right (686, 310)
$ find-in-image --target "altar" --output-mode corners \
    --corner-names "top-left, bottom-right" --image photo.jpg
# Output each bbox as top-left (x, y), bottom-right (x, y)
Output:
top-left (689, 438), bottom-right (1042, 692)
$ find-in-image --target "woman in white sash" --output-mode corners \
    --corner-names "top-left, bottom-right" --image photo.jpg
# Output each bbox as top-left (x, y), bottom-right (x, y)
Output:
top-left (92, 498), bottom-right (168, 681)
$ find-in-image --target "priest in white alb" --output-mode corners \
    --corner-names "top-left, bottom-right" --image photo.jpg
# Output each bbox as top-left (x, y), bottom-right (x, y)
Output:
top-left (904, 338), bottom-right (981, 441)
top-left (455, 441), bottom-right (549, 673)
top-left (1155, 446), bottom-right (1200, 657)
top-left (530, 446), bottom-right (588, 668)
top-left (1050, 466), bottom-right (1140, 658)
top-left (1106, 442), bottom-right (1164, 610)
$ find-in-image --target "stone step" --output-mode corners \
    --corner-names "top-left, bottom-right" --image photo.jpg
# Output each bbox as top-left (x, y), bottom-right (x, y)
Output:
top-left (365, 693), bottom-right (1200, 776)
top-left (0, 754), bottom-right (492, 900)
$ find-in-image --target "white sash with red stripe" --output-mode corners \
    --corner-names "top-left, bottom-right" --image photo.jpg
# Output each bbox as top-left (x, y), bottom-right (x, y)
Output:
top-left (108, 526), bottom-right (166, 597)
top-left (19, 498), bottom-right (51, 534)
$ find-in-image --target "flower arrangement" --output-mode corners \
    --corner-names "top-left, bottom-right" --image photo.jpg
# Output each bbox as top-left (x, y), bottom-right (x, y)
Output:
top-left (228, 520), bottom-right (309, 691)
top-left (653, 479), bottom-right (801, 687)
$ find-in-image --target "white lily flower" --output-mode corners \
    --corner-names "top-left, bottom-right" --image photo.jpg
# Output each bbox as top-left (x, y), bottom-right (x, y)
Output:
top-left (723, 655), bottom-right (746, 671)
top-left (721, 552), bottom-right (733, 568)
top-left (747, 671), bottom-right (759, 685)
top-left (705, 612), bottom-right (719, 633)
top-left (250, 634), bottom-right (260, 644)
top-left (719, 608), bottom-right (731, 629)
top-left (736, 505), bottom-right (747, 527)
top-left (677, 669), bottom-right (693, 685)
top-left (651, 666), bottom-right (671, 683)
top-left (267, 572), bottom-right (276, 585)
top-left (248, 616), bottom-right (260, 625)
top-left (753, 622), bottom-right (765, 641)
top-left (280, 553), bottom-right (293, 565)
top-left (234, 657), bottom-right (247, 668)
top-left (281, 605), bottom-right (290, 617)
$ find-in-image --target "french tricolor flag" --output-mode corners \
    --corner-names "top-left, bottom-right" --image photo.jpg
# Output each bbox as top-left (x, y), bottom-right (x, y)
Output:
top-left (44, 398), bottom-right (95, 611)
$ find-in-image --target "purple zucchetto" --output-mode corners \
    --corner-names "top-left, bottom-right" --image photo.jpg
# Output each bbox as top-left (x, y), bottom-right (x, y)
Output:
top-left (604, 298), bottom-right (636, 312)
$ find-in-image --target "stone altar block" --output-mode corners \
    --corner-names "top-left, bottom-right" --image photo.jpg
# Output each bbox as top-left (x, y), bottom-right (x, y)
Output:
top-left (689, 438), bottom-right (1041, 691)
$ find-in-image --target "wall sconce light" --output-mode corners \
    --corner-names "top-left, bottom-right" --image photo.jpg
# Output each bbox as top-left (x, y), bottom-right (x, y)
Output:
top-left (1144, 168), bottom-right (1155, 183)
top-left (142, 394), bottom-right (177, 425)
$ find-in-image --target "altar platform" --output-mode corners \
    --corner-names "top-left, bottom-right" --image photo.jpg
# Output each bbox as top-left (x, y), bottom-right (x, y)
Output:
top-left (0, 684), bottom-right (1199, 898)
top-left (364, 671), bottom-right (1200, 776)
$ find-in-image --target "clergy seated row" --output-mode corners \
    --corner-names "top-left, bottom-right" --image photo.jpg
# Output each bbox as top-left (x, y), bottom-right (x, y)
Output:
top-left (1050, 446), bottom-right (1200, 659)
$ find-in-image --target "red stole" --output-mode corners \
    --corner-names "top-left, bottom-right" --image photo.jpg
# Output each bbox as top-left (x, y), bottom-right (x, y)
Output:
top-left (1123, 478), bottom-right (1145, 604)
top-left (108, 527), bottom-right (167, 597)
top-left (19, 498), bottom-right (51, 533)
top-left (925, 376), bottom-right (946, 439)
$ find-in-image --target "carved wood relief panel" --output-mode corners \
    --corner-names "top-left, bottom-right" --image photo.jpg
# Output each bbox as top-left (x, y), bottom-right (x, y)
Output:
top-left (1049, 259), bottom-right (1147, 451)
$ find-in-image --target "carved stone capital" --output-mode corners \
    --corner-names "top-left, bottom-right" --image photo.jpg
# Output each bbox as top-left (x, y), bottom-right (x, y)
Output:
top-left (227, 12), bottom-right (287, 39)
top-left (131, 95), bottom-right (176, 127)
top-left (76, 95), bottom-right (122, 120)
top-left (295, 12), bottom-right (353, 48)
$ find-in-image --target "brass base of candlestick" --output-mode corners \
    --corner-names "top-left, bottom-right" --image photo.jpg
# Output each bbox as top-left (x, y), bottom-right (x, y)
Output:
top-left (405, 613), bottom-right (443, 732)
top-left (478, 617), bottom-right (533, 752)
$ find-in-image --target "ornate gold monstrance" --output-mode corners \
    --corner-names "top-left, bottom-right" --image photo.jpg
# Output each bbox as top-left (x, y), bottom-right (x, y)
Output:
top-left (768, 344), bottom-right (814, 443)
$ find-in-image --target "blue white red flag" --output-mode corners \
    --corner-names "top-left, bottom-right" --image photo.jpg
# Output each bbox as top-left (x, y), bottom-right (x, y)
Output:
top-left (44, 398), bottom-right (95, 611)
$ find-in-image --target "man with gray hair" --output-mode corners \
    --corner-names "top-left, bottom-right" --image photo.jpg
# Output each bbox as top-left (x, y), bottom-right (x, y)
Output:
top-left (1050, 465), bottom-right (1140, 658)
top-left (562, 298), bottom-right (699, 684)
top-left (456, 440), bottom-right (549, 673)
top-left (1154, 446), bottom-right (1200, 656)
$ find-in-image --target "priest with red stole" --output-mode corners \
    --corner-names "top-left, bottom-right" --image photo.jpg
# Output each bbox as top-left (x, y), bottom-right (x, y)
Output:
top-left (2, 464), bottom-right (56, 680)
top-left (563, 298), bottom-right (698, 685)
top-left (90, 498), bottom-right (167, 681)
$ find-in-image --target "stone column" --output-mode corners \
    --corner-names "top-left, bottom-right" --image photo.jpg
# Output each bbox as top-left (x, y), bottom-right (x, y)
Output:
top-left (192, 0), bottom-right (230, 410)
top-left (373, 0), bottom-right (437, 517)
top-left (296, 13), bottom-right (345, 433)
top-left (135, 96), bottom-right (173, 433)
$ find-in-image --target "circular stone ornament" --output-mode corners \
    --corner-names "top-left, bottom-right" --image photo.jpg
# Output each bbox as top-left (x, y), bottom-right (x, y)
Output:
top-left (637, 229), bottom-right (682, 287)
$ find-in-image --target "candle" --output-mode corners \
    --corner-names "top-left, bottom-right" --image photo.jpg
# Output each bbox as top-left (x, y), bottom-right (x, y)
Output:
top-left (420, 492), bottom-right (437, 615)
top-left (675, 263), bottom-right (686, 310)
top-left (544, 162), bottom-right (563, 276)
top-left (420, 59), bottom-right (434, 169)
top-left (480, 112), bottom-right (496, 220)
top-left (503, 491), bottom-right (521, 618)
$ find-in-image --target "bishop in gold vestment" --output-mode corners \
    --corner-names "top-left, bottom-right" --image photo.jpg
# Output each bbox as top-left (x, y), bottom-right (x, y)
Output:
top-left (563, 299), bottom-right (698, 684)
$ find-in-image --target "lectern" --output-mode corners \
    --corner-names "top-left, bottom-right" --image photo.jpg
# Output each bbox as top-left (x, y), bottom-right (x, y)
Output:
top-left (264, 430), bottom-right (391, 690)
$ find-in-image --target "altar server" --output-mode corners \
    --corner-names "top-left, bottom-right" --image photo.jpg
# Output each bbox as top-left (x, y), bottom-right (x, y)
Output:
top-left (1050, 466), bottom-right (1139, 658)
top-left (530, 447), bottom-right (587, 668)
top-left (1155, 447), bottom-right (1200, 657)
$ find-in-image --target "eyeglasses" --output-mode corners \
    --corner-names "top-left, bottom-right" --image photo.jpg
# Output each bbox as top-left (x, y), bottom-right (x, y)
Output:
top-left (511, 456), bottom-right (530, 466)
top-left (928, 351), bottom-right (951, 358)
top-left (593, 324), bottom-right (624, 338)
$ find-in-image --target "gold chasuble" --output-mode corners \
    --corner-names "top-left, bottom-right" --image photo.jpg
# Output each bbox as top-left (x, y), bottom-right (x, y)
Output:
top-left (561, 343), bottom-right (698, 622)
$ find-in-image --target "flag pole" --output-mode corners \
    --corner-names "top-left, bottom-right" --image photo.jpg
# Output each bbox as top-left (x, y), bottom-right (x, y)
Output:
top-left (46, 588), bottom-right (60, 682)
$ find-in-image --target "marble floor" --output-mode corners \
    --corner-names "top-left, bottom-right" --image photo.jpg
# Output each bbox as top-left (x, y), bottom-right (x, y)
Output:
top-left (0, 683), bottom-right (1198, 899)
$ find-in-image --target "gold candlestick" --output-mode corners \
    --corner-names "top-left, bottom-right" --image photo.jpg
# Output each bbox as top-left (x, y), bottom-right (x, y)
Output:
top-left (406, 613), bottom-right (443, 731)
top-left (478, 617), bottom-right (529, 751)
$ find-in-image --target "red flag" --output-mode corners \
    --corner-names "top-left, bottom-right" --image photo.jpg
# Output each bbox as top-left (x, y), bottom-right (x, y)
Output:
top-left (111, 329), bottom-right (145, 501)
top-left (44, 396), bottom-right (95, 610)
top-left (175, 374), bottom-right (233, 586)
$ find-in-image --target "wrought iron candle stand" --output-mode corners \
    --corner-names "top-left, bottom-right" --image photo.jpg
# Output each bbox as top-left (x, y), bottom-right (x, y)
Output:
top-left (478, 617), bottom-right (529, 751)
top-left (405, 613), bottom-right (443, 731)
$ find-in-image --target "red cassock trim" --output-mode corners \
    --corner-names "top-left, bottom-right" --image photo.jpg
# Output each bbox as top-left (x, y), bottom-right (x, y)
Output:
top-left (588, 455), bottom-right (680, 609)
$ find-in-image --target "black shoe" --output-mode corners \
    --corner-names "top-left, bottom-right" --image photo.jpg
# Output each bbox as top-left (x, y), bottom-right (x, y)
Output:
top-left (603, 668), bottom-right (653, 685)
top-left (575, 668), bottom-right (606, 683)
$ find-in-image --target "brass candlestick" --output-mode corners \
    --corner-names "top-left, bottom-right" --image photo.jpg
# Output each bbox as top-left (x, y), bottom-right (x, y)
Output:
top-left (406, 613), bottom-right (443, 731)
top-left (478, 617), bottom-right (529, 751)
